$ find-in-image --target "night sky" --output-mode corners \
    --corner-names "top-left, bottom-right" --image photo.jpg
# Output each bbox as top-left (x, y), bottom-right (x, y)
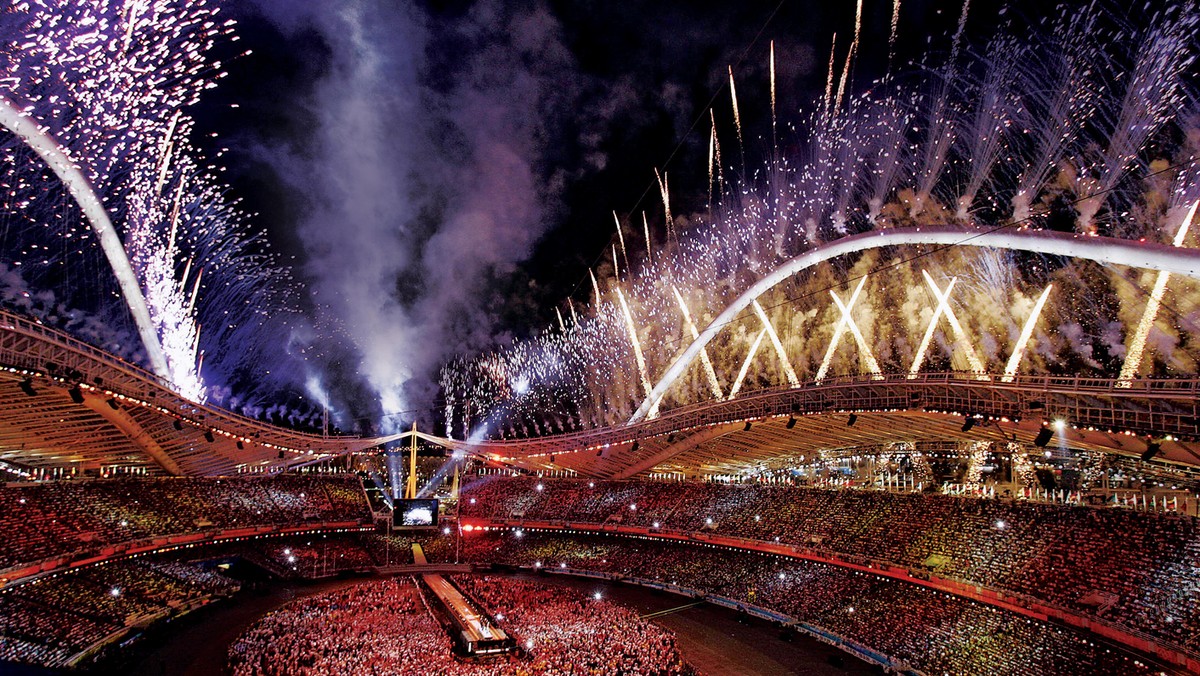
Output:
top-left (182, 0), bottom-right (1071, 430)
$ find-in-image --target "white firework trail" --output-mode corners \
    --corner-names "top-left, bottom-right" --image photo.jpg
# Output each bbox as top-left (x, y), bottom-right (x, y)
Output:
top-left (1003, 284), bottom-right (1053, 383)
top-left (443, 3), bottom-right (1200, 439)
top-left (729, 328), bottom-right (766, 400)
top-left (1117, 199), bottom-right (1199, 385)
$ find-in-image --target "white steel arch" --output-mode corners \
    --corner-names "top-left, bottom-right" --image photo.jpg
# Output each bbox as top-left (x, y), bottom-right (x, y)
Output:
top-left (0, 95), bottom-right (172, 383)
top-left (630, 226), bottom-right (1200, 422)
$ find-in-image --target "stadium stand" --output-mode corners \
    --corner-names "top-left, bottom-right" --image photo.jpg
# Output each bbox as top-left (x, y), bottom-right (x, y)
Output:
top-left (0, 474), bottom-right (372, 576)
top-left (0, 558), bottom-right (240, 668)
top-left (452, 531), bottom-right (1164, 676)
top-left (458, 475), bottom-right (1200, 654)
top-left (2, 472), bottom-right (1196, 673)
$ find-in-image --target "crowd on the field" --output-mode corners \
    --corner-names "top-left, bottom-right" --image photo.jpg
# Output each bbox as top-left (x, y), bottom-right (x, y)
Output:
top-left (454, 575), bottom-right (692, 675)
top-left (459, 476), bottom-right (1200, 650)
top-left (228, 576), bottom-right (694, 676)
top-left (0, 559), bottom-right (238, 668)
top-left (0, 475), bottom-right (371, 570)
top-left (452, 532), bottom-right (1160, 676)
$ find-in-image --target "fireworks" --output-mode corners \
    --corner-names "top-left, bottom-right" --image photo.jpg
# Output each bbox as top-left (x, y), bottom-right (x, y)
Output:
top-left (445, 2), bottom-right (1200, 440)
top-left (0, 0), bottom-right (299, 403)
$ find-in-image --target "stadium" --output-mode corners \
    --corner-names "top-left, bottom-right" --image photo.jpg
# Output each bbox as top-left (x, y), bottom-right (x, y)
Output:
top-left (1, 0), bottom-right (1200, 674)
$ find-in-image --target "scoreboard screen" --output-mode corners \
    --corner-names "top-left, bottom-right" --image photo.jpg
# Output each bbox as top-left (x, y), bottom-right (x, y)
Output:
top-left (393, 499), bottom-right (439, 529)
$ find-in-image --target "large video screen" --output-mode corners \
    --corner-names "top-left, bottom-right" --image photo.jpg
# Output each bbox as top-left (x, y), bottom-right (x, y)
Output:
top-left (393, 499), bottom-right (439, 529)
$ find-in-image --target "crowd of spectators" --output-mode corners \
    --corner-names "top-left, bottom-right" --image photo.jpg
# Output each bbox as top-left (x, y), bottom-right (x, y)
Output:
top-left (229, 578), bottom-right (452, 675)
top-left (0, 474), bottom-right (371, 571)
top-left (228, 575), bottom-right (693, 675)
top-left (0, 558), bottom-right (239, 668)
top-left (241, 532), bottom-right (458, 577)
top-left (453, 575), bottom-right (692, 675)
top-left (459, 476), bottom-right (1200, 651)
top-left (453, 532), bottom-right (1162, 676)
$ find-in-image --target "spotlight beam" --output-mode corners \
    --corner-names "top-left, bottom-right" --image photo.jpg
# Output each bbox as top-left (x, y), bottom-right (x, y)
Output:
top-left (615, 288), bottom-right (655, 414)
top-left (1002, 284), bottom-right (1053, 382)
top-left (1118, 200), bottom-right (1198, 386)
top-left (908, 276), bottom-right (957, 378)
top-left (817, 277), bottom-right (881, 383)
top-left (816, 276), bottom-right (866, 383)
top-left (830, 287), bottom-right (883, 380)
top-left (673, 286), bottom-right (724, 399)
top-left (920, 271), bottom-right (986, 377)
top-left (728, 329), bottom-right (766, 400)
top-left (752, 300), bottom-right (799, 386)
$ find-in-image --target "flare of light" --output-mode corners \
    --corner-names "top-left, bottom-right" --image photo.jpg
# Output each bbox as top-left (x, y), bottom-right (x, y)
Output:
top-left (187, 267), bottom-right (203, 313)
top-left (816, 276), bottom-right (865, 382)
top-left (816, 276), bottom-right (881, 382)
top-left (729, 66), bottom-right (744, 150)
top-left (951, 0), bottom-right (971, 63)
top-left (752, 300), bottom-right (799, 386)
top-left (729, 329), bottom-right (767, 400)
top-left (555, 307), bottom-right (566, 332)
top-left (1118, 199), bottom-right (1199, 386)
top-left (922, 270), bottom-right (987, 377)
top-left (888, 0), bottom-right (902, 72)
top-left (613, 211), bottom-right (629, 270)
top-left (590, 269), bottom-right (602, 306)
top-left (824, 33), bottom-right (838, 116)
top-left (830, 284), bottom-right (884, 379)
top-left (834, 41), bottom-right (852, 115)
top-left (710, 109), bottom-right (724, 195)
top-left (615, 287), bottom-right (654, 403)
top-left (852, 0), bottom-right (864, 47)
top-left (152, 111), bottom-right (181, 196)
top-left (674, 286), bottom-right (723, 399)
top-left (908, 276), bottom-right (957, 378)
top-left (1002, 284), bottom-right (1053, 382)
top-left (642, 212), bottom-right (652, 263)
top-left (833, 0), bottom-right (863, 114)
top-left (769, 40), bottom-right (777, 138)
top-left (654, 168), bottom-right (672, 238)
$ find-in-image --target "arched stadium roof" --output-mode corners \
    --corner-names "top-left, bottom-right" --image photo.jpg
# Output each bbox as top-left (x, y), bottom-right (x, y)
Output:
top-left (1, 308), bottom-right (1198, 480)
